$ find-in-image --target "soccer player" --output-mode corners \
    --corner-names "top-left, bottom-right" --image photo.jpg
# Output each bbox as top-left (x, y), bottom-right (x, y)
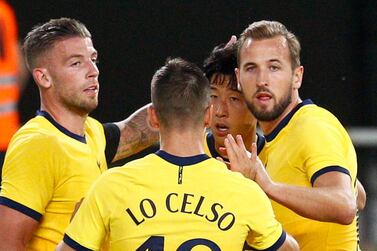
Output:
top-left (0, 18), bottom-right (158, 250)
top-left (204, 39), bottom-right (366, 211)
top-left (203, 42), bottom-right (265, 160)
top-left (56, 58), bottom-right (299, 250)
top-left (226, 20), bottom-right (360, 250)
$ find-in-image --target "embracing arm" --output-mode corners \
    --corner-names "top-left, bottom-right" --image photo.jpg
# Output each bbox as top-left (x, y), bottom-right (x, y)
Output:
top-left (225, 134), bottom-right (357, 225)
top-left (356, 179), bottom-right (366, 210)
top-left (55, 242), bottom-right (75, 251)
top-left (111, 103), bottom-right (159, 162)
top-left (264, 172), bottom-right (356, 224)
top-left (0, 205), bottom-right (39, 251)
top-left (278, 234), bottom-right (299, 251)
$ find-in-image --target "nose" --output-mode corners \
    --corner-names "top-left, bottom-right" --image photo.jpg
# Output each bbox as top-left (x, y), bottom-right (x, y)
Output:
top-left (87, 60), bottom-right (99, 79)
top-left (214, 99), bottom-right (228, 118)
top-left (256, 69), bottom-right (268, 87)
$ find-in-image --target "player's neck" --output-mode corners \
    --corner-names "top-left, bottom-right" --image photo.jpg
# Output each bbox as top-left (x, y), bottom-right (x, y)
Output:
top-left (215, 128), bottom-right (256, 159)
top-left (40, 102), bottom-right (88, 136)
top-left (159, 128), bottom-right (206, 157)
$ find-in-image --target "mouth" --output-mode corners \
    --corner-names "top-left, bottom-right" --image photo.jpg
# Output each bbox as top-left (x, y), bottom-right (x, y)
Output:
top-left (254, 91), bottom-right (272, 104)
top-left (255, 91), bottom-right (271, 100)
top-left (84, 85), bottom-right (99, 95)
top-left (214, 123), bottom-right (229, 137)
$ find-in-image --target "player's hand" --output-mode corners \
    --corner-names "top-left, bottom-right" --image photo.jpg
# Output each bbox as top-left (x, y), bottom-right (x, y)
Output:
top-left (223, 134), bottom-right (257, 180)
top-left (225, 35), bottom-right (237, 48)
top-left (224, 134), bottom-right (273, 191)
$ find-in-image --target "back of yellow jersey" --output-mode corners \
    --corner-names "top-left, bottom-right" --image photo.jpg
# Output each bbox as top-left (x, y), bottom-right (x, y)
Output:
top-left (65, 151), bottom-right (285, 250)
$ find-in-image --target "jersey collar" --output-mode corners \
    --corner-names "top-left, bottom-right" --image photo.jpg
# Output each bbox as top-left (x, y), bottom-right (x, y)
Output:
top-left (265, 99), bottom-right (314, 142)
top-left (36, 110), bottom-right (87, 143)
top-left (206, 131), bottom-right (224, 160)
top-left (155, 150), bottom-right (210, 166)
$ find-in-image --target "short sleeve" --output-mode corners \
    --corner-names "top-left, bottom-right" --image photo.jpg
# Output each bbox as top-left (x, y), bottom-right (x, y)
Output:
top-left (0, 134), bottom-right (56, 220)
top-left (300, 119), bottom-right (354, 185)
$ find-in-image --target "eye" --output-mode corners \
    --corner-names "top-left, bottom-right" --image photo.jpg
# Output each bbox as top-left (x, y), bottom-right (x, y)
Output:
top-left (70, 61), bottom-right (81, 67)
top-left (210, 94), bottom-right (218, 99)
top-left (245, 65), bottom-right (256, 72)
top-left (92, 58), bottom-right (99, 64)
top-left (230, 96), bottom-right (240, 102)
top-left (270, 65), bottom-right (280, 71)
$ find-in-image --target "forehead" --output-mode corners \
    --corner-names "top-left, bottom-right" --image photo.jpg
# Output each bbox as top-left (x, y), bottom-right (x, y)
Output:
top-left (49, 36), bottom-right (96, 58)
top-left (210, 73), bottom-right (238, 91)
top-left (239, 36), bottom-right (290, 64)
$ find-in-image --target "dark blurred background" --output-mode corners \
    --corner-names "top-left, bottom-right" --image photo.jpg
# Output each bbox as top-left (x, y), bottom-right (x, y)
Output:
top-left (8, 0), bottom-right (377, 250)
top-left (9, 0), bottom-right (377, 126)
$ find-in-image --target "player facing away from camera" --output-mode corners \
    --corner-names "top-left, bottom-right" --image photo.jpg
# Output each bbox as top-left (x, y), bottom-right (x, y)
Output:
top-left (56, 58), bottom-right (299, 251)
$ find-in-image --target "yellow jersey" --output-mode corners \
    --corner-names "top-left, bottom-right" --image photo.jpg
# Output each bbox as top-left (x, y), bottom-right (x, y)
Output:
top-left (259, 99), bottom-right (358, 251)
top-left (64, 151), bottom-right (285, 250)
top-left (0, 110), bottom-right (112, 250)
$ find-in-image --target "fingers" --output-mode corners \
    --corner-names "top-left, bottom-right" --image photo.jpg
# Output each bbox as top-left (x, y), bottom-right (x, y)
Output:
top-left (218, 146), bottom-right (227, 155)
top-left (250, 142), bottom-right (257, 162)
top-left (224, 134), bottom-right (238, 161)
top-left (225, 35), bottom-right (237, 48)
top-left (236, 134), bottom-right (247, 151)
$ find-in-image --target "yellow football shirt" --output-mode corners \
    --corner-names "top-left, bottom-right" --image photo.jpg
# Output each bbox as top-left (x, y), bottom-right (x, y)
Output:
top-left (64, 151), bottom-right (285, 250)
top-left (259, 99), bottom-right (358, 251)
top-left (0, 111), bottom-right (108, 250)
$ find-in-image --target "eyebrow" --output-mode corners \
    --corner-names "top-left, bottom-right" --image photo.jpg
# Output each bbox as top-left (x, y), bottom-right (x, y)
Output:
top-left (210, 85), bottom-right (242, 93)
top-left (242, 59), bottom-right (282, 68)
top-left (65, 51), bottom-right (98, 61)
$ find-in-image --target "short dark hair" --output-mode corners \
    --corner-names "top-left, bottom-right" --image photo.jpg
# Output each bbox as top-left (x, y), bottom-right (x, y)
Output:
top-left (23, 17), bottom-right (91, 70)
top-left (237, 20), bottom-right (301, 69)
top-left (203, 43), bottom-right (238, 90)
top-left (151, 58), bottom-right (210, 129)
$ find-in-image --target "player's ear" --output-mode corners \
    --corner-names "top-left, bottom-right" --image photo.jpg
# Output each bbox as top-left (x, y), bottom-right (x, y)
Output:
top-left (292, 66), bottom-right (304, 90)
top-left (147, 105), bottom-right (160, 130)
top-left (204, 104), bottom-right (213, 128)
top-left (33, 67), bottom-right (52, 89)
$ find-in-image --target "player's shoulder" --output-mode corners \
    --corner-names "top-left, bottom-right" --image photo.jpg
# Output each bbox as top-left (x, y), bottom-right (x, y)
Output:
top-left (85, 116), bottom-right (105, 134)
top-left (298, 102), bottom-right (339, 123)
top-left (9, 116), bottom-right (61, 148)
top-left (206, 159), bottom-right (263, 191)
top-left (85, 116), bottom-right (102, 127)
top-left (105, 153), bottom-right (158, 175)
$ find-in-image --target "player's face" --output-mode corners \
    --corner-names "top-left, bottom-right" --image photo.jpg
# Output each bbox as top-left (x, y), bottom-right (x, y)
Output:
top-left (210, 74), bottom-right (256, 148)
top-left (45, 37), bottom-right (99, 115)
top-left (236, 36), bottom-right (296, 122)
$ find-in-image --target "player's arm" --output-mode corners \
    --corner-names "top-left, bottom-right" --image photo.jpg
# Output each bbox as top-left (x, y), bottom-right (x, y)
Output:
top-left (0, 205), bottom-right (39, 250)
top-left (277, 233), bottom-right (299, 251)
top-left (55, 242), bottom-right (75, 251)
top-left (111, 103), bottom-right (159, 162)
top-left (225, 135), bottom-right (357, 225)
top-left (356, 179), bottom-right (366, 210)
